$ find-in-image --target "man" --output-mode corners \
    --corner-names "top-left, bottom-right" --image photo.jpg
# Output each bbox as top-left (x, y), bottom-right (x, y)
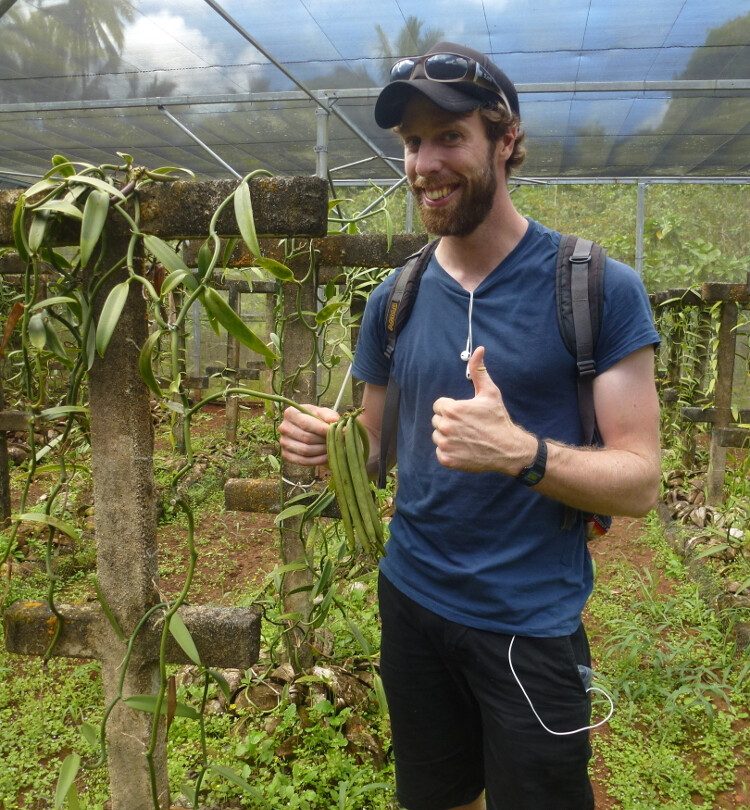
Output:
top-left (280, 41), bottom-right (661, 810)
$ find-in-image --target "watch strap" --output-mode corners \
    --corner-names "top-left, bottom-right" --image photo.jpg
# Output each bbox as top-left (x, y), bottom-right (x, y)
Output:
top-left (516, 437), bottom-right (547, 487)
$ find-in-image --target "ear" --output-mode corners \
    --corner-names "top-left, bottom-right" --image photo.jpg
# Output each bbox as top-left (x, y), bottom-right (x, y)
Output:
top-left (497, 125), bottom-right (518, 162)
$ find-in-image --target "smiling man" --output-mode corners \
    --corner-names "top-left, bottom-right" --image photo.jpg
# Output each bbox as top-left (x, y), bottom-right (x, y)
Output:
top-left (280, 42), bottom-right (661, 810)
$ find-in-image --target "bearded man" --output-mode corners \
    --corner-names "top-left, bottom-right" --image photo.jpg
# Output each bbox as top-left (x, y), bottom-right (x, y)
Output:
top-left (280, 42), bottom-right (660, 810)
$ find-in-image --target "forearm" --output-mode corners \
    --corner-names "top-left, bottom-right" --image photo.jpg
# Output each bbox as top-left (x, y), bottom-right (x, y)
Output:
top-left (529, 440), bottom-right (661, 518)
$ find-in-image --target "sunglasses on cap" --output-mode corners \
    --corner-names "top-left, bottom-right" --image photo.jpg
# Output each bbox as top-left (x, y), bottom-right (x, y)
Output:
top-left (390, 52), bottom-right (511, 112)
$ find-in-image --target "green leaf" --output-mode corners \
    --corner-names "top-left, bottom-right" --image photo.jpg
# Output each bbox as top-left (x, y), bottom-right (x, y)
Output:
top-left (160, 268), bottom-right (198, 296)
top-left (202, 287), bottom-right (278, 362)
top-left (80, 722), bottom-right (100, 747)
top-left (51, 155), bottom-right (76, 178)
top-left (28, 210), bottom-right (51, 252)
top-left (95, 281), bottom-right (130, 358)
top-left (274, 504), bottom-right (308, 525)
top-left (34, 200), bottom-right (83, 221)
top-left (328, 197), bottom-right (351, 210)
top-left (40, 405), bottom-right (88, 419)
top-left (43, 319), bottom-right (70, 365)
top-left (168, 612), bottom-right (202, 665)
top-left (234, 181), bottom-right (261, 257)
top-left (28, 313), bottom-right (47, 349)
top-left (80, 189), bottom-right (110, 266)
top-left (143, 234), bottom-right (190, 274)
top-left (148, 165), bottom-right (195, 178)
top-left (12, 195), bottom-right (31, 262)
top-left (208, 669), bottom-right (232, 702)
top-left (222, 237), bottom-right (239, 269)
top-left (123, 694), bottom-right (200, 720)
top-left (209, 765), bottom-right (270, 804)
top-left (254, 256), bottom-right (295, 282)
top-left (14, 512), bottom-right (81, 542)
top-left (84, 320), bottom-right (97, 370)
top-left (315, 301), bottom-right (347, 325)
top-left (24, 177), bottom-right (61, 199)
top-left (69, 175), bottom-right (125, 201)
top-left (197, 240), bottom-right (214, 277)
top-left (346, 619), bottom-right (372, 656)
top-left (372, 672), bottom-right (389, 717)
top-left (29, 296), bottom-right (79, 312)
top-left (138, 330), bottom-right (165, 398)
top-left (54, 754), bottom-right (81, 810)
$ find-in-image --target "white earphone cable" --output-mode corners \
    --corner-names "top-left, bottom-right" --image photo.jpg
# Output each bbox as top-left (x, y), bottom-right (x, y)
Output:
top-left (507, 635), bottom-right (615, 736)
top-left (462, 290), bottom-right (474, 377)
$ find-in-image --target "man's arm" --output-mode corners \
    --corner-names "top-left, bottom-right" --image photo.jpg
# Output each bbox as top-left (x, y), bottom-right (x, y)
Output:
top-left (536, 346), bottom-right (661, 517)
top-left (431, 346), bottom-right (661, 518)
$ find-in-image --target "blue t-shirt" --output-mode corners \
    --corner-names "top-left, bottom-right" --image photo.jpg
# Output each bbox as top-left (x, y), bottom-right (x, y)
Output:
top-left (352, 219), bottom-right (659, 637)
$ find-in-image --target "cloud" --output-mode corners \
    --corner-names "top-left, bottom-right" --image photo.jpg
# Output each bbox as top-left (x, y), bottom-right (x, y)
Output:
top-left (122, 11), bottom-right (223, 72)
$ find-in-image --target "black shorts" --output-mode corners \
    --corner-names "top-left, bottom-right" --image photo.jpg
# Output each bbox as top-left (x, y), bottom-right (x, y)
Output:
top-left (378, 573), bottom-right (595, 810)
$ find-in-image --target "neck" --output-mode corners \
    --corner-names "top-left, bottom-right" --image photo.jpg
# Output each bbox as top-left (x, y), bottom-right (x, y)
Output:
top-left (434, 187), bottom-right (528, 291)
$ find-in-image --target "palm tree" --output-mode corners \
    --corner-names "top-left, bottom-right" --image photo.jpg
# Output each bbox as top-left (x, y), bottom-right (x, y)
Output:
top-left (0, 0), bottom-right (135, 102)
top-left (374, 15), bottom-right (445, 83)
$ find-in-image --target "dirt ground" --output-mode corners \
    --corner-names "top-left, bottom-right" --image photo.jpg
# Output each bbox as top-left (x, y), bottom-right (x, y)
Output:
top-left (18, 403), bottom-right (743, 809)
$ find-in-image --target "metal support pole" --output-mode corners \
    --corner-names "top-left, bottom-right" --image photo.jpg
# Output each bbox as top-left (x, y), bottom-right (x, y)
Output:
top-left (315, 104), bottom-right (329, 180)
top-left (201, 0), bottom-right (404, 179)
top-left (158, 105), bottom-right (242, 179)
top-left (635, 181), bottom-right (647, 276)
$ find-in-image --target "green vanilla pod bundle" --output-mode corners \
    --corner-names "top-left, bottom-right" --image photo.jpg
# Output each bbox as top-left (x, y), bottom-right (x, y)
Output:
top-left (325, 411), bottom-right (385, 558)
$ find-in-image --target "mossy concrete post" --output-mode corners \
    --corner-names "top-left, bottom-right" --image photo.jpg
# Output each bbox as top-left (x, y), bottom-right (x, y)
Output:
top-left (1, 176), bottom-right (327, 809)
top-left (279, 249), bottom-right (318, 669)
top-left (87, 230), bottom-right (170, 808)
top-left (706, 300), bottom-right (739, 503)
top-left (225, 284), bottom-right (241, 442)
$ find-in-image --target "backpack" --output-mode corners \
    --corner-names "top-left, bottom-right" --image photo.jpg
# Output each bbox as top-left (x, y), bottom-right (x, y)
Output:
top-left (377, 234), bottom-right (611, 538)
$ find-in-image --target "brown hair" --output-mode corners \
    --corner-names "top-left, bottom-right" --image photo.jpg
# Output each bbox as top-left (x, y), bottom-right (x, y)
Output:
top-left (478, 103), bottom-right (526, 178)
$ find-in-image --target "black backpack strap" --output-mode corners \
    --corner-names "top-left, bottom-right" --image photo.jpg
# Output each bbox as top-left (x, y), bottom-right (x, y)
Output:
top-left (378, 376), bottom-right (401, 489)
top-left (555, 235), bottom-right (606, 445)
top-left (378, 239), bottom-right (439, 488)
top-left (556, 234), bottom-right (607, 531)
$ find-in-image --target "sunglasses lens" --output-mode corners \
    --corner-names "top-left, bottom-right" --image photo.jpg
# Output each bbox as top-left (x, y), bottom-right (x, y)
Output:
top-left (391, 59), bottom-right (416, 82)
top-left (424, 54), bottom-right (470, 82)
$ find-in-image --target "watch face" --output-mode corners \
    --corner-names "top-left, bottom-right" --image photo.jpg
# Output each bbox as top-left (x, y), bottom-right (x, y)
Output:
top-left (523, 469), bottom-right (543, 485)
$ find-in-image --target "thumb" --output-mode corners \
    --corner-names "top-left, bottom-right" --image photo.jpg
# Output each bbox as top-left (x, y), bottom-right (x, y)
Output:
top-left (468, 346), bottom-right (496, 395)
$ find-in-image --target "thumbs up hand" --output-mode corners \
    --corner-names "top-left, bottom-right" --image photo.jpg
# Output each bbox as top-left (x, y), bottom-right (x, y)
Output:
top-left (431, 347), bottom-right (537, 475)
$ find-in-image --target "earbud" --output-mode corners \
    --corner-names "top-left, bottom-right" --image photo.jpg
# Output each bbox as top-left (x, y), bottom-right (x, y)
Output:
top-left (460, 350), bottom-right (470, 362)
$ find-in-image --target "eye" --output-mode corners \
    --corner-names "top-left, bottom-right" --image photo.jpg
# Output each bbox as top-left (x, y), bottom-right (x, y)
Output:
top-left (442, 130), bottom-right (461, 144)
top-left (402, 135), bottom-right (421, 151)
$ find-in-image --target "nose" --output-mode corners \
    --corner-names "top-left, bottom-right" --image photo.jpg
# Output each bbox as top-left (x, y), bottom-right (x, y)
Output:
top-left (411, 140), bottom-right (443, 178)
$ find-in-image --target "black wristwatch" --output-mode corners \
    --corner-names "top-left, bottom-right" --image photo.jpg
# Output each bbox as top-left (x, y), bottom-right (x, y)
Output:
top-left (516, 438), bottom-right (547, 487)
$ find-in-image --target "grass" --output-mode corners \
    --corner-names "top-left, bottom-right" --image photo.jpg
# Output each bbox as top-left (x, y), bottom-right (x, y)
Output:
top-left (587, 513), bottom-right (750, 809)
top-left (2, 416), bottom-right (750, 808)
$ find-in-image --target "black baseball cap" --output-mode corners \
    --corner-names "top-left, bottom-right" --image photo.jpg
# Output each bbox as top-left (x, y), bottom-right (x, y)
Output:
top-left (375, 41), bottom-right (520, 129)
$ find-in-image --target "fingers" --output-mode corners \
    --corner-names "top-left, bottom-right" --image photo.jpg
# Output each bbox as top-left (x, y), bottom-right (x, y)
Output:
top-left (468, 346), bottom-right (493, 391)
top-left (279, 404), bottom-right (339, 466)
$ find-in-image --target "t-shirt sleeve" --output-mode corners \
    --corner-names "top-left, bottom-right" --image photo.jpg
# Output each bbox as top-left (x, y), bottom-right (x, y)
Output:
top-left (351, 272), bottom-right (398, 386)
top-left (596, 258), bottom-right (660, 374)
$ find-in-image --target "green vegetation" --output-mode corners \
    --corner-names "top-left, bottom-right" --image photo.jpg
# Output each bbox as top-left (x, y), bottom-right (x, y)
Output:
top-left (342, 180), bottom-right (750, 293)
top-left (587, 514), bottom-right (750, 809)
top-left (1, 169), bottom-right (749, 807)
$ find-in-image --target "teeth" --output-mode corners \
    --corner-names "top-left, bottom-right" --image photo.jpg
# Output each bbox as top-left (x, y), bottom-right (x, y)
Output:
top-left (424, 186), bottom-right (453, 201)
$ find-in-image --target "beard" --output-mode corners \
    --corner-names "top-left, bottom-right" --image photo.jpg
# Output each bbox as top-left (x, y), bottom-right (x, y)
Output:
top-left (411, 146), bottom-right (498, 237)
